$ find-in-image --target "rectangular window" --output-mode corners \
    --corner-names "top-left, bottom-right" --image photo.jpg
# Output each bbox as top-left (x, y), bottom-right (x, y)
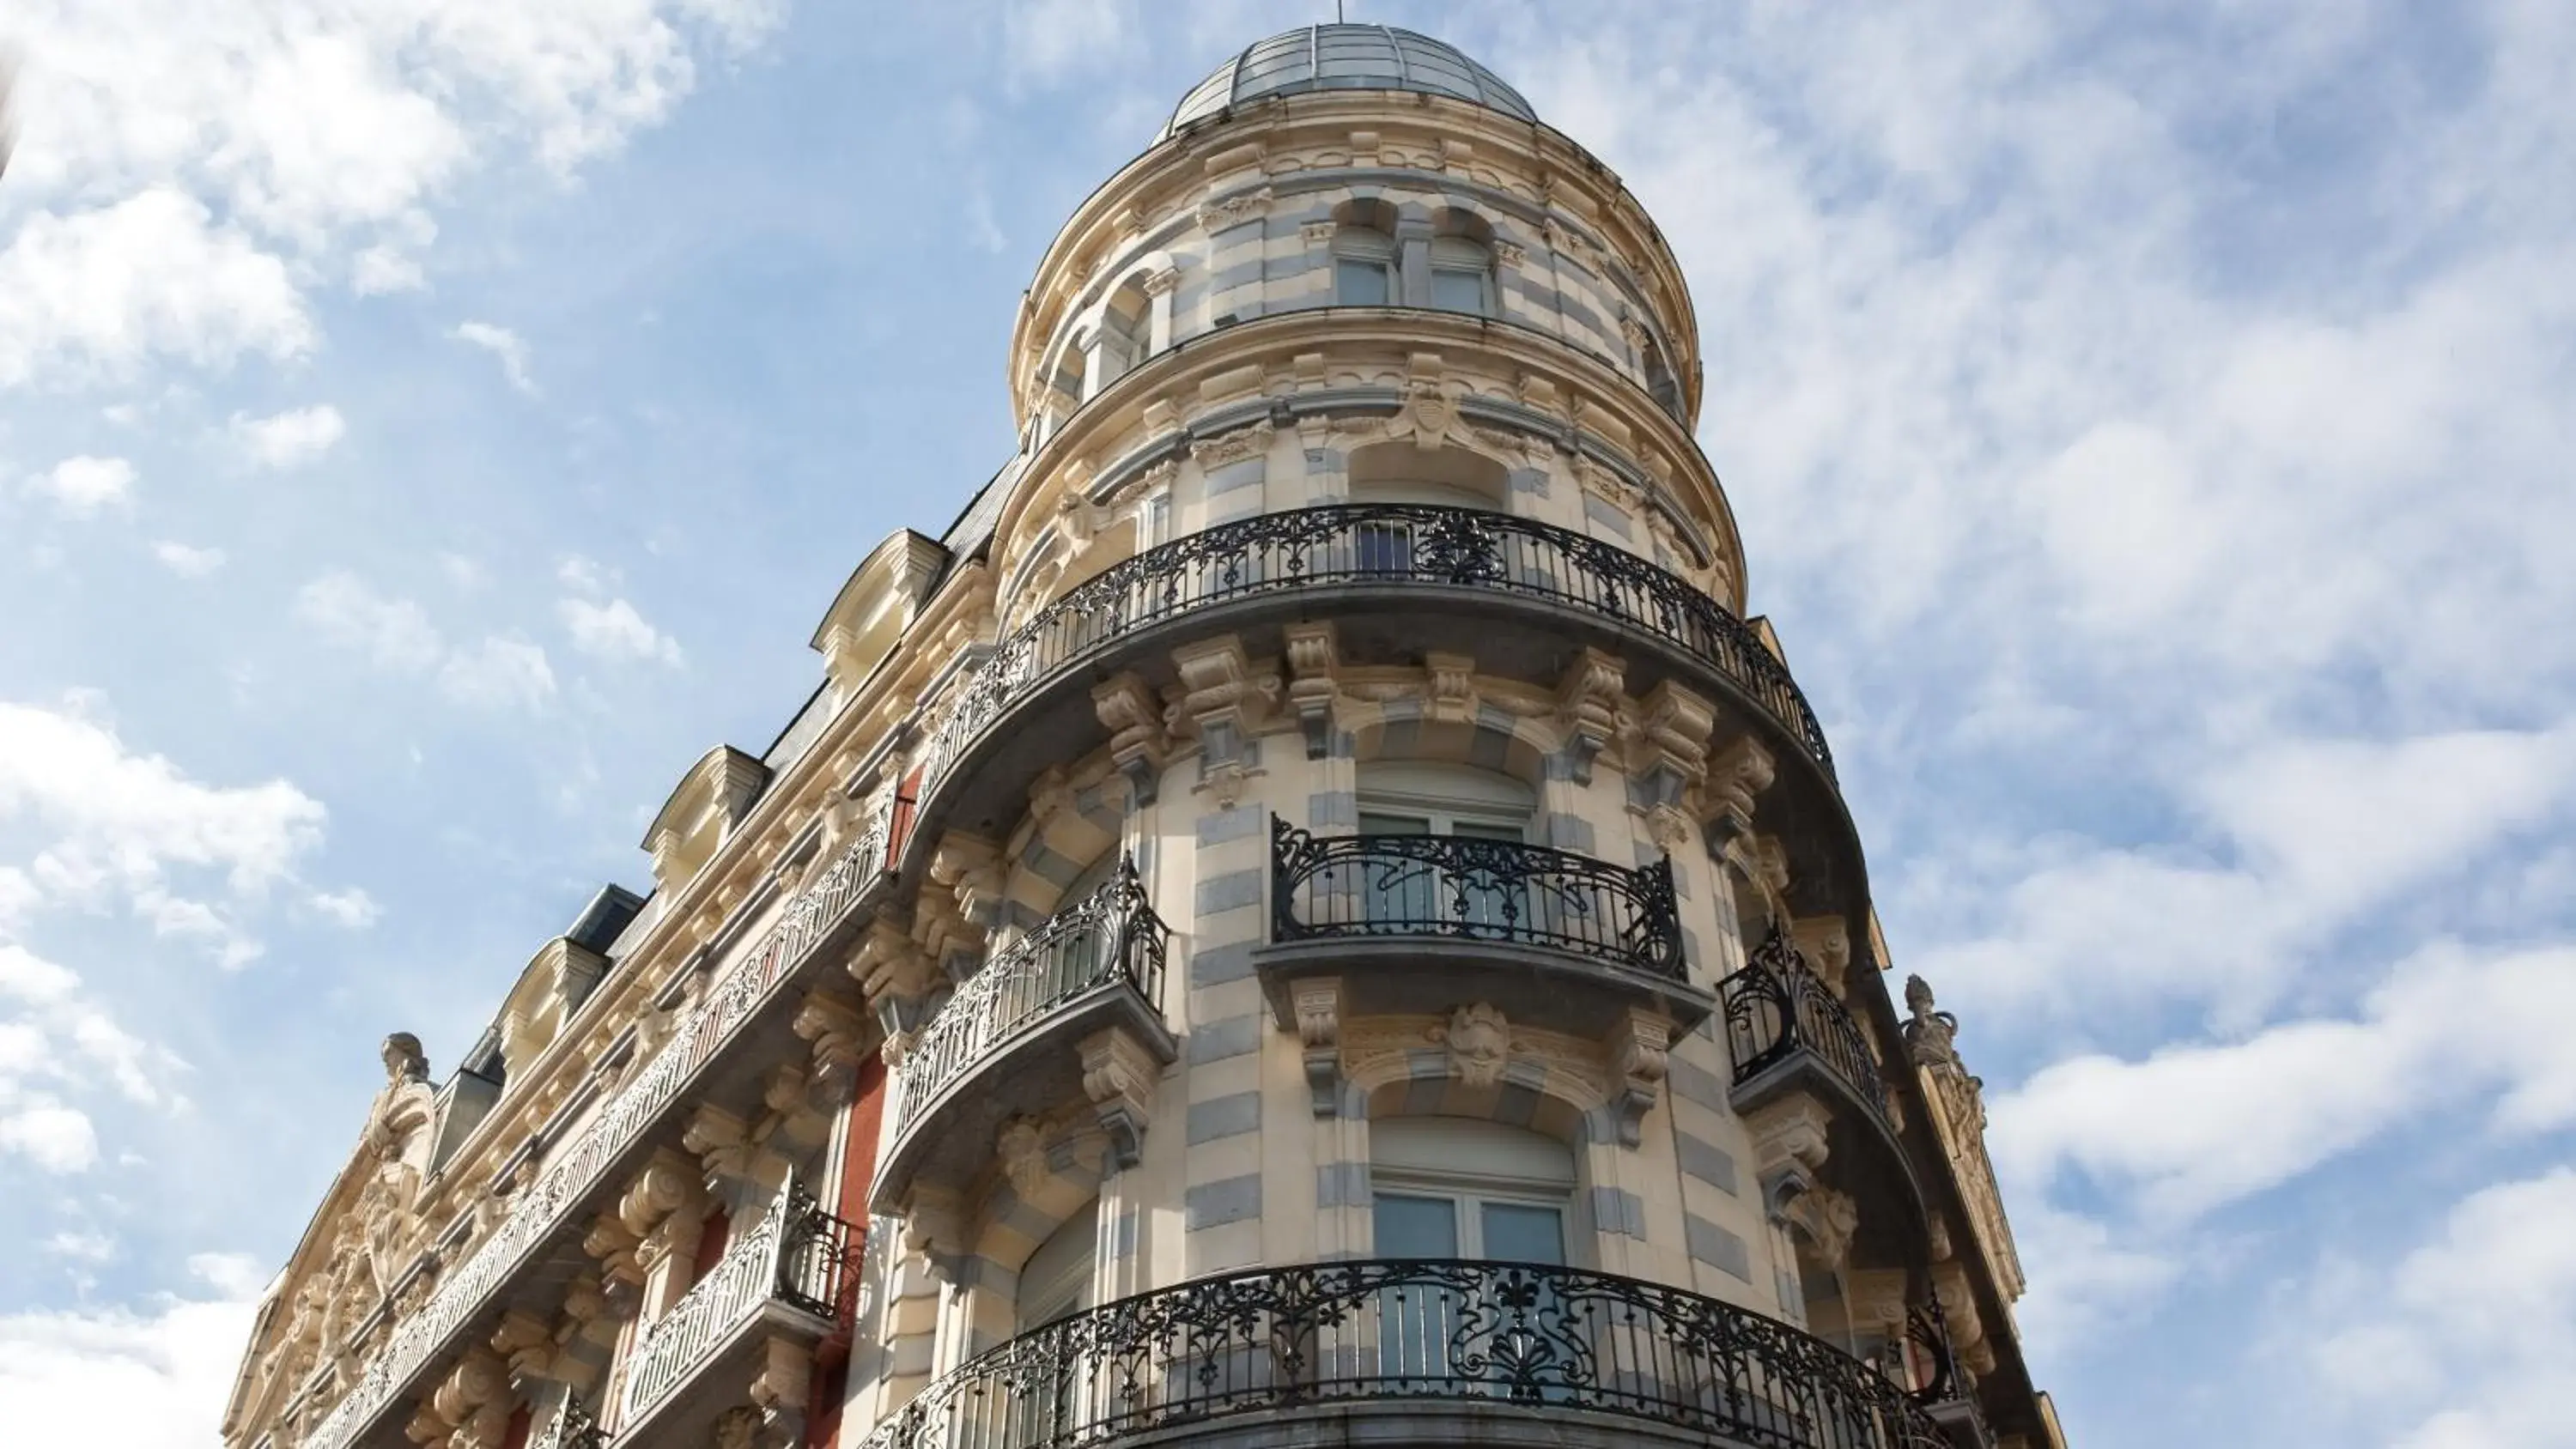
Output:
top-left (1336, 258), bottom-right (1393, 306)
top-left (1431, 266), bottom-right (1487, 314)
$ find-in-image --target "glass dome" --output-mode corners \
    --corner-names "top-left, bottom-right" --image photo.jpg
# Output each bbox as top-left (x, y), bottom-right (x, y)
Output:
top-left (1160, 25), bottom-right (1537, 141)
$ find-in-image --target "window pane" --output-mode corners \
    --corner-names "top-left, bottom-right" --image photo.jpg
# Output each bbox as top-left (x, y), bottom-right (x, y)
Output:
top-left (1431, 267), bottom-right (1486, 313)
top-left (1480, 1203), bottom-right (1564, 1265)
top-left (1337, 258), bottom-right (1392, 306)
top-left (1375, 1193), bottom-right (1460, 1257)
top-left (1358, 813), bottom-right (1431, 837)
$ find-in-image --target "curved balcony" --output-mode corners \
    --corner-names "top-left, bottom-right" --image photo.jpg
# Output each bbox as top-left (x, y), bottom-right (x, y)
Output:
top-left (295, 801), bottom-right (895, 1449)
top-left (1722, 931), bottom-right (1926, 1262)
top-left (1259, 819), bottom-right (1711, 1035)
top-left (616, 1183), bottom-right (863, 1443)
top-left (896, 504), bottom-right (1840, 894)
top-left (857, 1258), bottom-right (1949, 1449)
top-left (871, 864), bottom-right (1174, 1212)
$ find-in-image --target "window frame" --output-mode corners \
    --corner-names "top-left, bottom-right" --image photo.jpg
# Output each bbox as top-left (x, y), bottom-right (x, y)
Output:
top-left (1332, 226), bottom-right (1400, 307)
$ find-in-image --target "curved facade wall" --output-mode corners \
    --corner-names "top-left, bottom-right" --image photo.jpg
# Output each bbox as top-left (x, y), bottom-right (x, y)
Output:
top-left (222, 28), bottom-right (2060, 1449)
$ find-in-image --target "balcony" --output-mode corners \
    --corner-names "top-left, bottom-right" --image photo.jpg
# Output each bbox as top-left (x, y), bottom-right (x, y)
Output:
top-left (1259, 819), bottom-right (1712, 1036)
top-left (295, 798), bottom-right (895, 1449)
top-left (612, 1182), bottom-right (863, 1444)
top-left (856, 1258), bottom-right (1951, 1449)
top-left (870, 864), bottom-right (1175, 1212)
top-left (895, 505), bottom-right (1840, 890)
top-left (1721, 931), bottom-right (1926, 1260)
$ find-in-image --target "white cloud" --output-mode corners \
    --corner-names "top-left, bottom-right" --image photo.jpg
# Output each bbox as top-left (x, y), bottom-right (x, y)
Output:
top-left (451, 320), bottom-right (535, 395)
top-left (45, 1229), bottom-right (115, 1263)
top-left (0, 1099), bottom-right (97, 1173)
top-left (26, 456), bottom-right (136, 518)
top-left (0, 190), bottom-right (313, 390)
top-left (435, 635), bottom-right (556, 712)
top-left (294, 573), bottom-right (556, 712)
top-left (1990, 943), bottom-right (2576, 1222)
top-left (304, 888), bottom-right (378, 930)
top-left (0, 0), bottom-right (783, 390)
top-left (0, 1258), bottom-right (261, 1448)
top-left (228, 405), bottom-right (344, 470)
top-left (294, 573), bottom-right (442, 674)
top-left (556, 554), bottom-right (611, 594)
top-left (2311, 1168), bottom-right (2576, 1447)
top-left (559, 597), bottom-right (683, 666)
top-left (149, 542), bottom-right (224, 578)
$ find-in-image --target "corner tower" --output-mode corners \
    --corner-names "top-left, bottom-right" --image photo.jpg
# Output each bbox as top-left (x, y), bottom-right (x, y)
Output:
top-left (227, 25), bottom-right (2063, 1449)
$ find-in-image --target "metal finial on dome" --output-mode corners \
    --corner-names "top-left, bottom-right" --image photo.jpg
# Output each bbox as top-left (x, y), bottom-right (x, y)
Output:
top-left (1159, 25), bottom-right (1538, 142)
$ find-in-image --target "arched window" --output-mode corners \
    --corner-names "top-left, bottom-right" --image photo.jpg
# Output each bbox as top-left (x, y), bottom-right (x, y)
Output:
top-left (1371, 1117), bottom-right (1575, 1262)
top-left (1354, 761), bottom-right (1534, 932)
top-left (1642, 336), bottom-right (1681, 417)
top-left (1429, 235), bottom-right (1494, 316)
top-left (1345, 443), bottom-right (1511, 575)
top-left (1090, 284), bottom-right (1151, 395)
top-left (1333, 226), bottom-right (1397, 306)
top-left (1016, 1198), bottom-right (1098, 1332)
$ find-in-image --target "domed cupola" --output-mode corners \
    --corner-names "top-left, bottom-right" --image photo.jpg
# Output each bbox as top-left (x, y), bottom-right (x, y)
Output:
top-left (1159, 24), bottom-right (1537, 141)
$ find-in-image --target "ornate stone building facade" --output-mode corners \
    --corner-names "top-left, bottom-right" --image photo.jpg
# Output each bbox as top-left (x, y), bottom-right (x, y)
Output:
top-left (226, 26), bottom-right (2065, 1449)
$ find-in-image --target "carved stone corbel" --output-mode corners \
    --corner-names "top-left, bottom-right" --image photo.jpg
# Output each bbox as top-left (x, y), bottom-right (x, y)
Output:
top-left (1790, 917), bottom-right (1854, 1003)
top-left (1606, 1006), bottom-right (1671, 1147)
top-left (1552, 650), bottom-right (1624, 784)
top-left (746, 1333), bottom-right (816, 1447)
top-left (1633, 680), bottom-right (1715, 809)
top-left (421, 1348), bottom-right (509, 1449)
top-left (1745, 1094), bottom-right (1833, 1221)
top-left (1423, 652), bottom-right (1477, 725)
top-left (928, 833), bottom-right (1005, 931)
top-left (790, 991), bottom-right (868, 1106)
top-left (487, 1310), bottom-right (554, 1388)
top-left (681, 1104), bottom-right (754, 1190)
top-left (1291, 977), bottom-right (1343, 1117)
top-left (849, 919), bottom-right (936, 1037)
top-left (1283, 622), bottom-right (1341, 760)
top-left (1091, 671), bottom-right (1171, 805)
top-left (1697, 736), bottom-right (1776, 847)
top-left (901, 1184), bottom-right (967, 1270)
top-left (1169, 635), bottom-right (1280, 806)
top-left (995, 1115), bottom-right (1052, 1200)
top-left (1077, 1024), bottom-right (1161, 1169)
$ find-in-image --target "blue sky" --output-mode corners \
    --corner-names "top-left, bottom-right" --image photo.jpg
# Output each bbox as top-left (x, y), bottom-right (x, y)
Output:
top-left (2, 1), bottom-right (2571, 1443)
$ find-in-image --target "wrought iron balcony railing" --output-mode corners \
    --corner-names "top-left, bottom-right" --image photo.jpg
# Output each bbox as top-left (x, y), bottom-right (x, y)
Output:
top-left (907, 503), bottom-right (1833, 835)
top-left (1270, 818), bottom-right (1685, 981)
top-left (855, 1258), bottom-right (1948, 1449)
top-left (888, 860), bottom-right (1170, 1138)
top-left (532, 1393), bottom-right (603, 1449)
top-left (1720, 930), bottom-right (1890, 1126)
top-left (296, 796), bottom-right (893, 1449)
top-left (618, 1181), bottom-right (864, 1430)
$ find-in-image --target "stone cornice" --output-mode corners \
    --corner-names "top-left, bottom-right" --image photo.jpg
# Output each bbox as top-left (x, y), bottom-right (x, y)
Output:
top-left (1008, 90), bottom-right (1703, 432)
top-left (989, 307), bottom-right (1748, 614)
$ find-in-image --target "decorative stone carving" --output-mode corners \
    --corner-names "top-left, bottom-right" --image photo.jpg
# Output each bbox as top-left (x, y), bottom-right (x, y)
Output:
top-left (746, 1333), bottom-right (816, 1446)
top-left (1400, 353), bottom-right (1460, 452)
top-left (712, 1404), bottom-right (762, 1449)
top-left (901, 1184), bottom-right (966, 1266)
top-left (996, 1116), bottom-right (1051, 1200)
top-left (1422, 652), bottom-right (1477, 725)
top-left (422, 1348), bottom-right (509, 1449)
top-left (790, 991), bottom-right (868, 1106)
top-left (682, 1104), bottom-right (754, 1189)
top-left (1492, 239), bottom-right (1528, 268)
top-left (1905, 976), bottom-right (2028, 1306)
top-left (1634, 681), bottom-right (1715, 808)
top-left (1091, 671), bottom-right (1171, 805)
top-left (1188, 418), bottom-right (1273, 470)
top-left (1790, 917), bottom-right (1853, 1003)
top-left (1698, 736), bottom-right (1776, 844)
top-left (1552, 649), bottom-right (1624, 784)
top-left (1292, 977), bottom-right (1343, 1118)
top-left (928, 833), bottom-right (1005, 931)
top-left (850, 919), bottom-right (937, 1035)
top-left (1606, 1007), bottom-right (1671, 1147)
top-left (1077, 1025), bottom-right (1161, 1170)
top-left (1194, 185), bottom-right (1273, 232)
top-left (1282, 622), bottom-right (1341, 760)
top-left (1745, 1093), bottom-right (1833, 1216)
top-left (1785, 1185), bottom-right (1862, 1272)
top-left (1436, 1003), bottom-right (1511, 1089)
top-left (1168, 634), bottom-right (1279, 806)
top-left (1298, 220), bottom-right (1334, 246)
